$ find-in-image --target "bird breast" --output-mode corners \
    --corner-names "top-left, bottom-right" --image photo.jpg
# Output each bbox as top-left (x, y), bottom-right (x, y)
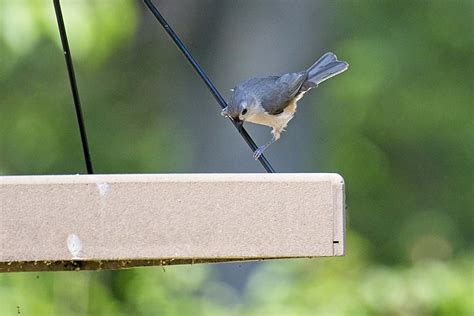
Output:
top-left (246, 99), bottom-right (298, 133)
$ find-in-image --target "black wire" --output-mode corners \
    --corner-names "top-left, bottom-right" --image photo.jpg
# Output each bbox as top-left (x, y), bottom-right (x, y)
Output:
top-left (53, 0), bottom-right (94, 174)
top-left (143, 0), bottom-right (276, 173)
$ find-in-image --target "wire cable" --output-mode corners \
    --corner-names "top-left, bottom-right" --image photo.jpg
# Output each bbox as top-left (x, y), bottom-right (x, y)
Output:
top-left (53, 0), bottom-right (94, 174)
top-left (143, 0), bottom-right (276, 173)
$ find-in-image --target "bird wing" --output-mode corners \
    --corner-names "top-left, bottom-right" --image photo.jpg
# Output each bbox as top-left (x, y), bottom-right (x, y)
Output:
top-left (259, 72), bottom-right (307, 114)
top-left (278, 72), bottom-right (308, 98)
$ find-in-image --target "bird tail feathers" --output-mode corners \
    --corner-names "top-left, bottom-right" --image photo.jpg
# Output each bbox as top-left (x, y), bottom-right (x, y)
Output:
top-left (306, 52), bottom-right (349, 86)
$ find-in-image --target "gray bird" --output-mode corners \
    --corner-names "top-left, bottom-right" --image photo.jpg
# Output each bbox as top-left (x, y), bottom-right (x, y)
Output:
top-left (222, 52), bottom-right (349, 160)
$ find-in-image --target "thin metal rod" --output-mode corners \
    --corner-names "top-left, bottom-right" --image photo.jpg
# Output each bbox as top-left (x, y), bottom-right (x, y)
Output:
top-left (143, 0), bottom-right (275, 173)
top-left (53, 0), bottom-right (94, 174)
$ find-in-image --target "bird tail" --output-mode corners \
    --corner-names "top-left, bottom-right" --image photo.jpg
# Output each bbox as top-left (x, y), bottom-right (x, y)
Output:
top-left (306, 52), bottom-right (349, 86)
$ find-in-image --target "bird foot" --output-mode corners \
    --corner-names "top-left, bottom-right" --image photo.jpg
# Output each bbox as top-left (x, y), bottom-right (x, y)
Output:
top-left (253, 146), bottom-right (266, 160)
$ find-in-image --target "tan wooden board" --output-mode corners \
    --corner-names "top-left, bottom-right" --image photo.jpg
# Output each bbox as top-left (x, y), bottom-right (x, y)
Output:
top-left (0, 173), bottom-right (345, 272)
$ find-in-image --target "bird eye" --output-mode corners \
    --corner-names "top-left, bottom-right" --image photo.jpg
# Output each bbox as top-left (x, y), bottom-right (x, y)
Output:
top-left (241, 109), bottom-right (248, 115)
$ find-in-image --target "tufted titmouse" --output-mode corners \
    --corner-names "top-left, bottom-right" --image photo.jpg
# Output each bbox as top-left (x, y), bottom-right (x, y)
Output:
top-left (222, 52), bottom-right (349, 159)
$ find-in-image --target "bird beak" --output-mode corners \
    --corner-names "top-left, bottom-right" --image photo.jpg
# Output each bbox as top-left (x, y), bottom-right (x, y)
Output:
top-left (222, 107), bottom-right (243, 130)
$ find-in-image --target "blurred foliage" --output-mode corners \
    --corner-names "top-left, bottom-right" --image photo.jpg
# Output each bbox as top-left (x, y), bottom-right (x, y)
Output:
top-left (1, 234), bottom-right (472, 315)
top-left (318, 0), bottom-right (473, 264)
top-left (0, 0), bottom-right (189, 174)
top-left (0, 0), bottom-right (472, 315)
top-left (243, 233), bottom-right (473, 316)
top-left (0, 0), bottom-right (137, 75)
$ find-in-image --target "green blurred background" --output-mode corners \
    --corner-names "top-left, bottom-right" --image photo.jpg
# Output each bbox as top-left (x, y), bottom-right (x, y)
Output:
top-left (0, 0), bottom-right (472, 315)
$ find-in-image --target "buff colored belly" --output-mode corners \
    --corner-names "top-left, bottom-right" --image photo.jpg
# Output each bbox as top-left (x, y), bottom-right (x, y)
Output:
top-left (246, 99), bottom-right (298, 132)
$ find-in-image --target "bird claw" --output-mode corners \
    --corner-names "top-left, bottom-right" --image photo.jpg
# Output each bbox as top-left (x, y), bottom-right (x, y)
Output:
top-left (253, 146), bottom-right (266, 160)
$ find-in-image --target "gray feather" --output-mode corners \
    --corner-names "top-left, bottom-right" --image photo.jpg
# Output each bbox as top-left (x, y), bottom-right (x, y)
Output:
top-left (307, 52), bottom-right (349, 85)
top-left (234, 73), bottom-right (307, 115)
top-left (307, 52), bottom-right (337, 73)
top-left (261, 72), bottom-right (308, 114)
top-left (278, 72), bottom-right (308, 98)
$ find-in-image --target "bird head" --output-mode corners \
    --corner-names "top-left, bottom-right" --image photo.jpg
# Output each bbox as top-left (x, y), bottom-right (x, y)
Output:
top-left (221, 88), bottom-right (256, 128)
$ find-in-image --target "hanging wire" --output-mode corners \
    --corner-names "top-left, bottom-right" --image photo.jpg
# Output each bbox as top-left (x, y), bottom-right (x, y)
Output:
top-left (143, 0), bottom-right (276, 173)
top-left (53, 0), bottom-right (94, 174)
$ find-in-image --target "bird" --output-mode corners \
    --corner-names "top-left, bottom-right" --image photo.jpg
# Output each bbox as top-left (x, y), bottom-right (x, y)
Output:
top-left (221, 52), bottom-right (349, 160)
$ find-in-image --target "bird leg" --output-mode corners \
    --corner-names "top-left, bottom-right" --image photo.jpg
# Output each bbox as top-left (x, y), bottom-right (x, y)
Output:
top-left (253, 129), bottom-right (281, 160)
